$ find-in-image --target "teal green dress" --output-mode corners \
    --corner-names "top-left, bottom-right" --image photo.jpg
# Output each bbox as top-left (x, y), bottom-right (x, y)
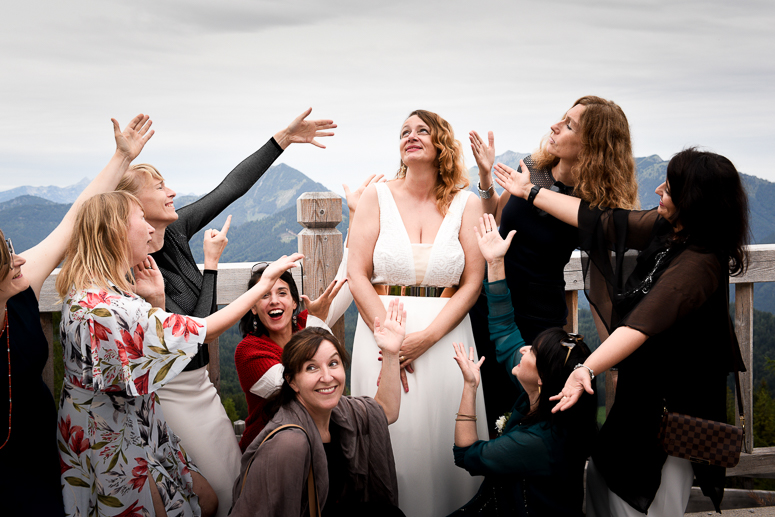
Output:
top-left (452, 280), bottom-right (591, 516)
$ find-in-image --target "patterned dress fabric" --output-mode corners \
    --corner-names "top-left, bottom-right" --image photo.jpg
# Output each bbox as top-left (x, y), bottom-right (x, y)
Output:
top-left (57, 286), bottom-right (206, 517)
top-left (351, 183), bottom-right (488, 517)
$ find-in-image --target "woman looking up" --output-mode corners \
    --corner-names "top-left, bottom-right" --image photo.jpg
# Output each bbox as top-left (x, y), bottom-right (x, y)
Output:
top-left (55, 189), bottom-right (303, 516)
top-left (116, 108), bottom-right (335, 515)
top-left (495, 148), bottom-right (749, 515)
top-left (449, 213), bottom-right (597, 516)
top-left (348, 109), bottom-right (486, 516)
top-left (469, 96), bottom-right (639, 430)
top-left (0, 115), bottom-right (153, 517)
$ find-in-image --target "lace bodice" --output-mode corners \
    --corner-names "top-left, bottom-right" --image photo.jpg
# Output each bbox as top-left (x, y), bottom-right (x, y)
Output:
top-left (371, 182), bottom-right (470, 287)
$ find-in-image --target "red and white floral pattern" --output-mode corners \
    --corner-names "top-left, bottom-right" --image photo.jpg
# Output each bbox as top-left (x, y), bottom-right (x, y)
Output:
top-left (57, 286), bottom-right (207, 517)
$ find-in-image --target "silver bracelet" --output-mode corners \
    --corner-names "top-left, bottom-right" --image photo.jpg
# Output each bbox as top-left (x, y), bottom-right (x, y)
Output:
top-left (477, 181), bottom-right (495, 199)
top-left (573, 363), bottom-right (595, 381)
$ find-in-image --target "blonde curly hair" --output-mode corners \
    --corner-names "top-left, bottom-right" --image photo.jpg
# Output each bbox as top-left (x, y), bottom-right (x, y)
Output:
top-left (397, 110), bottom-right (470, 215)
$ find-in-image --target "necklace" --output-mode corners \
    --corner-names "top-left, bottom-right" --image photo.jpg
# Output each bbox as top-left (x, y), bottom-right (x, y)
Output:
top-left (0, 306), bottom-right (10, 449)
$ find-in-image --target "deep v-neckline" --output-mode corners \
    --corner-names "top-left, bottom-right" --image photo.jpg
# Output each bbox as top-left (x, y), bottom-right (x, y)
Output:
top-left (381, 184), bottom-right (450, 248)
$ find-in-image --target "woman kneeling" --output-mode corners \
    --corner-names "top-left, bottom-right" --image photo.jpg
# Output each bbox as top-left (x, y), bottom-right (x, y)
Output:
top-left (231, 301), bottom-right (406, 517)
top-left (449, 214), bottom-right (598, 516)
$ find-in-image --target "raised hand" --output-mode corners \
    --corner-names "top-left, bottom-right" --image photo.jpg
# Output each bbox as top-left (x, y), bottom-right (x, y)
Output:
top-left (112, 114), bottom-right (155, 162)
top-left (303, 278), bottom-right (348, 321)
top-left (453, 342), bottom-right (485, 389)
top-left (203, 215), bottom-right (231, 270)
top-left (373, 299), bottom-right (406, 356)
top-left (493, 160), bottom-right (532, 200)
top-left (470, 130), bottom-right (495, 176)
top-left (342, 173), bottom-right (386, 213)
top-left (275, 108), bottom-right (336, 149)
top-left (259, 253), bottom-right (304, 286)
top-left (474, 214), bottom-right (515, 265)
top-left (133, 256), bottom-right (164, 307)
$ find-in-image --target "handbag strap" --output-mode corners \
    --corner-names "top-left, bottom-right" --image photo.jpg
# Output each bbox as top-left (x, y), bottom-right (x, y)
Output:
top-left (238, 423), bottom-right (321, 516)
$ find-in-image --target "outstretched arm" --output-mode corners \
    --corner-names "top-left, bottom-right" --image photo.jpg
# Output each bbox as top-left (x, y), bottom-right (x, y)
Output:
top-left (550, 325), bottom-right (647, 412)
top-left (175, 108), bottom-right (336, 239)
top-left (273, 107), bottom-right (336, 150)
top-left (22, 114), bottom-right (154, 298)
top-left (493, 159), bottom-right (581, 227)
top-left (203, 254), bottom-right (303, 341)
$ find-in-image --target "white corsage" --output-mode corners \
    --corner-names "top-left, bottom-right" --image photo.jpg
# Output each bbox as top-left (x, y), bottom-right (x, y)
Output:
top-left (495, 412), bottom-right (512, 436)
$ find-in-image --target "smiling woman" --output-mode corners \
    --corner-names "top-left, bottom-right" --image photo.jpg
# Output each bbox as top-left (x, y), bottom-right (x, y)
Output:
top-left (53, 190), bottom-right (306, 517)
top-left (231, 309), bottom-right (406, 517)
top-left (115, 108), bottom-right (336, 516)
top-left (0, 114), bottom-right (154, 516)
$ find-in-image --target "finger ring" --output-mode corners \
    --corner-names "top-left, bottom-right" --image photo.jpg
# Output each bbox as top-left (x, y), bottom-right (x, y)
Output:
top-left (400, 355), bottom-right (405, 362)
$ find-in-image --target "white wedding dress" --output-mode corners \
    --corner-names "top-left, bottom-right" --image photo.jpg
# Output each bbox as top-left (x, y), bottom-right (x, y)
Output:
top-left (351, 183), bottom-right (487, 517)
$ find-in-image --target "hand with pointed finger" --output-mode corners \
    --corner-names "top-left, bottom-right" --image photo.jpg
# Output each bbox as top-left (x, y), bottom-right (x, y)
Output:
top-left (470, 130), bottom-right (495, 177)
top-left (203, 215), bottom-right (231, 269)
top-left (493, 159), bottom-right (532, 200)
top-left (113, 113), bottom-right (155, 162)
top-left (343, 173), bottom-right (386, 213)
top-left (274, 108), bottom-right (336, 149)
top-left (303, 278), bottom-right (347, 321)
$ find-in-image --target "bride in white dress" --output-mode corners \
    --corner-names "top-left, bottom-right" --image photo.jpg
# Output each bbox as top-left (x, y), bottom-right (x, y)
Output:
top-left (348, 110), bottom-right (488, 517)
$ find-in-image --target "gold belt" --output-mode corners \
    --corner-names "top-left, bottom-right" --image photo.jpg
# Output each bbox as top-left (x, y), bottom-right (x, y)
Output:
top-left (373, 284), bottom-right (456, 298)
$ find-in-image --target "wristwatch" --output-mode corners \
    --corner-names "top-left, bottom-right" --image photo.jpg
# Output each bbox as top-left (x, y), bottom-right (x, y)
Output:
top-left (527, 185), bottom-right (542, 206)
top-left (477, 181), bottom-right (495, 199)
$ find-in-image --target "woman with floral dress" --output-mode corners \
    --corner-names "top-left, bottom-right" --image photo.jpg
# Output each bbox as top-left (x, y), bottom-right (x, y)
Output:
top-left (55, 190), bottom-right (302, 517)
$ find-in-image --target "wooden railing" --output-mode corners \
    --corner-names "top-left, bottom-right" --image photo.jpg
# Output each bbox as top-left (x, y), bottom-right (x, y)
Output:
top-left (33, 193), bottom-right (775, 479)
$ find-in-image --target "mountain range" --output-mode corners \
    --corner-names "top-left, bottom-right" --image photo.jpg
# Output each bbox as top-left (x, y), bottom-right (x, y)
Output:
top-left (2, 151), bottom-right (774, 281)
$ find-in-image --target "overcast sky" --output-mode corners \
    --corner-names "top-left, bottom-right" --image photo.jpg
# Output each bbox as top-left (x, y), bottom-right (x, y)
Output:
top-left (2, 0), bottom-right (773, 196)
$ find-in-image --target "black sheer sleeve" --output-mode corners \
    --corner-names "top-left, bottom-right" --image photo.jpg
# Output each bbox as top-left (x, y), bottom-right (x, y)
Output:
top-left (172, 137), bottom-right (283, 240)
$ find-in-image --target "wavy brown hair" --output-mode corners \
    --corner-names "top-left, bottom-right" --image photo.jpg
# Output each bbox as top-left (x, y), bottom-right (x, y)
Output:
top-left (397, 109), bottom-right (469, 215)
top-left (56, 191), bottom-right (140, 298)
top-left (533, 96), bottom-right (639, 209)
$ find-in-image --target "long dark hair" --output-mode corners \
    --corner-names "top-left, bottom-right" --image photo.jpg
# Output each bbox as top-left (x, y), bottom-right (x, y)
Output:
top-left (238, 266), bottom-right (301, 338)
top-left (666, 147), bottom-right (750, 275)
top-left (520, 328), bottom-right (596, 434)
top-left (263, 327), bottom-right (351, 421)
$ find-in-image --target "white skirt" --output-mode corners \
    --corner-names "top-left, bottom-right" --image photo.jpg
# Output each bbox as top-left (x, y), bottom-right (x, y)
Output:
top-left (157, 366), bottom-right (242, 517)
top-left (351, 295), bottom-right (487, 517)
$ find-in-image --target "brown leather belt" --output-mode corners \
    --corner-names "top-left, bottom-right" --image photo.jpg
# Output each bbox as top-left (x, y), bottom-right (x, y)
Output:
top-left (373, 284), bottom-right (456, 298)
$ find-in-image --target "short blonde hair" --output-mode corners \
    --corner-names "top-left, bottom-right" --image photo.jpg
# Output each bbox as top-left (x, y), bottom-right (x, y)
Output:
top-left (397, 110), bottom-right (469, 216)
top-left (56, 191), bottom-right (141, 298)
top-left (116, 163), bottom-right (164, 197)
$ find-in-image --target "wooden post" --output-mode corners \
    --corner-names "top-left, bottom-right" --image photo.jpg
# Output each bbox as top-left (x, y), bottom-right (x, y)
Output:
top-left (297, 193), bottom-right (344, 346)
top-left (40, 312), bottom-right (55, 396)
top-left (735, 282), bottom-right (754, 453)
top-left (563, 291), bottom-right (578, 334)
